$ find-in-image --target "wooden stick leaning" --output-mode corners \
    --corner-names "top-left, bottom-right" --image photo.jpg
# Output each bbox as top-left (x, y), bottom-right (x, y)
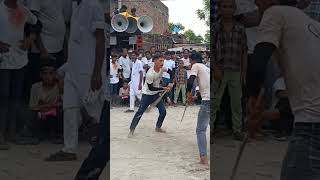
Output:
top-left (180, 105), bottom-right (188, 123)
top-left (230, 88), bottom-right (265, 180)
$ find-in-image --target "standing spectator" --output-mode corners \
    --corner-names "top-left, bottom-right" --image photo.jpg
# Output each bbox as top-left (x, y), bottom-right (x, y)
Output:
top-left (29, 0), bottom-right (72, 68)
top-left (45, 0), bottom-right (106, 161)
top-left (125, 51), bottom-right (143, 113)
top-left (118, 47), bottom-right (131, 82)
top-left (0, 0), bottom-right (37, 150)
top-left (212, 0), bottom-right (247, 141)
top-left (150, 46), bottom-right (156, 56)
top-left (145, 50), bottom-right (153, 69)
top-left (174, 60), bottom-right (187, 105)
top-left (162, 51), bottom-right (176, 104)
top-left (110, 54), bottom-right (121, 106)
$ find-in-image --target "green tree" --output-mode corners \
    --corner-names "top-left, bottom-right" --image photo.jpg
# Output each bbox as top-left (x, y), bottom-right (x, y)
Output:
top-left (184, 29), bottom-right (204, 44)
top-left (168, 22), bottom-right (185, 33)
top-left (196, 0), bottom-right (210, 26)
top-left (204, 30), bottom-right (210, 44)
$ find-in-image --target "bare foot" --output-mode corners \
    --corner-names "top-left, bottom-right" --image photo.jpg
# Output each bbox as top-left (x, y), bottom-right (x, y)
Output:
top-left (199, 156), bottom-right (209, 166)
top-left (155, 128), bottom-right (166, 133)
top-left (128, 129), bottom-right (134, 138)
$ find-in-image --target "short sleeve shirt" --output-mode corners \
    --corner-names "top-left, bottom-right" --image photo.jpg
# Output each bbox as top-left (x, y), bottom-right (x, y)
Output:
top-left (142, 67), bottom-right (167, 95)
top-left (190, 63), bottom-right (210, 101)
top-left (257, 6), bottom-right (320, 123)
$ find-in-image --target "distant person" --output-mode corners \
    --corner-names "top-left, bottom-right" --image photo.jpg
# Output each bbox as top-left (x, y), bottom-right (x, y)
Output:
top-left (131, 8), bottom-right (137, 17)
top-left (119, 81), bottom-right (130, 106)
top-left (174, 60), bottom-right (187, 105)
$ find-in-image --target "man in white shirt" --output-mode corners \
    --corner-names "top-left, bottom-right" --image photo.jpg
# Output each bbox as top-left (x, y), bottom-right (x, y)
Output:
top-left (125, 51), bottom-right (143, 112)
top-left (30, 0), bottom-right (72, 68)
top-left (128, 54), bottom-right (174, 137)
top-left (162, 51), bottom-right (176, 102)
top-left (0, 0), bottom-right (37, 150)
top-left (45, 0), bottom-right (106, 161)
top-left (247, 0), bottom-right (320, 179)
top-left (118, 47), bottom-right (131, 81)
top-left (186, 52), bottom-right (210, 166)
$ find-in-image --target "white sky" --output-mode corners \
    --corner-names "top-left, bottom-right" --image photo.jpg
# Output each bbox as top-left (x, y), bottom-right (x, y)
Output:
top-left (161, 0), bottom-right (208, 37)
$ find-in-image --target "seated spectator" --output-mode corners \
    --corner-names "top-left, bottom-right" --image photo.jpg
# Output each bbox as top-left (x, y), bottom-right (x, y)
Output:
top-left (16, 61), bottom-right (63, 144)
top-left (119, 81), bottom-right (130, 106)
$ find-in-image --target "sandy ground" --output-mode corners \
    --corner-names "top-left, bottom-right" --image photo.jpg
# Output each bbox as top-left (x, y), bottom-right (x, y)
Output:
top-left (0, 142), bottom-right (108, 180)
top-left (212, 136), bottom-right (288, 180)
top-left (111, 105), bottom-right (210, 180)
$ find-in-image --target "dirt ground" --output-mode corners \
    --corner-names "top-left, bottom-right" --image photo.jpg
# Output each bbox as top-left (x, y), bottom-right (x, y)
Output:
top-left (110, 105), bottom-right (210, 180)
top-left (0, 142), bottom-right (108, 180)
top-left (212, 136), bottom-right (288, 180)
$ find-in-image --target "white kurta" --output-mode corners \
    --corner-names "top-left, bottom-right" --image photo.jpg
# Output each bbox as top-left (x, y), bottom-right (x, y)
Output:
top-left (63, 0), bottom-right (106, 119)
top-left (130, 59), bottom-right (143, 96)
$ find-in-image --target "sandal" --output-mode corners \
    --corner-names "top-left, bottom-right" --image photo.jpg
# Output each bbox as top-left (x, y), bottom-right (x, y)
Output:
top-left (45, 150), bottom-right (77, 161)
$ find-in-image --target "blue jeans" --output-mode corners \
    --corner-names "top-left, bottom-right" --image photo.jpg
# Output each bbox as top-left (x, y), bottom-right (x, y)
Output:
top-left (281, 123), bottom-right (320, 180)
top-left (197, 100), bottom-right (210, 157)
top-left (130, 93), bottom-right (166, 129)
top-left (74, 101), bottom-right (109, 180)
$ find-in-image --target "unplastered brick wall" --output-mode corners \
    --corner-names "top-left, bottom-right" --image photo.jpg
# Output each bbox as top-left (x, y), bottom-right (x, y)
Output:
top-left (122, 0), bottom-right (169, 35)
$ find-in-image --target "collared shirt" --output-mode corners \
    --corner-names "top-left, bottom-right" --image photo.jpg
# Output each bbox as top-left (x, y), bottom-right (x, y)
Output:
top-left (175, 68), bottom-right (187, 84)
top-left (216, 21), bottom-right (247, 72)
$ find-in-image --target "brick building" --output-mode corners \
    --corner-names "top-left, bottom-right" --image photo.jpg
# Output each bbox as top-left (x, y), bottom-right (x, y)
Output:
top-left (111, 0), bottom-right (169, 35)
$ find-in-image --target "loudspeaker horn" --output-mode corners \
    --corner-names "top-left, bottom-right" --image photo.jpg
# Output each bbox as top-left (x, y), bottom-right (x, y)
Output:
top-left (126, 16), bottom-right (138, 33)
top-left (137, 15), bottom-right (153, 33)
top-left (111, 14), bottom-right (129, 32)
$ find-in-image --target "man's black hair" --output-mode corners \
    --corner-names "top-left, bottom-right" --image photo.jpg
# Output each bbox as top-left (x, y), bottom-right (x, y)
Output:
top-left (165, 51), bottom-right (171, 55)
top-left (153, 54), bottom-right (164, 61)
top-left (183, 49), bottom-right (190, 53)
top-left (121, 5), bottom-right (127, 9)
top-left (131, 8), bottom-right (136, 12)
top-left (189, 52), bottom-right (203, 63)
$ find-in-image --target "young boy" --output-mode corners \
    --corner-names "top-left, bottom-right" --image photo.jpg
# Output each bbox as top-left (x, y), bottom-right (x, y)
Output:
top-left (213, 0), bottom-right (247, 141)
top-left (110, 54), bottom-right (122, 106)
top-left (174, 60), bottom-right (187, 105)
top-left (17, 61), bottom-right (62, 144)
top-left (119, 81), bottom-right (130, 106)
top-left (125, 51), bottom-right (143, 112)
top-left (128, 54), bottom-right (174, 137)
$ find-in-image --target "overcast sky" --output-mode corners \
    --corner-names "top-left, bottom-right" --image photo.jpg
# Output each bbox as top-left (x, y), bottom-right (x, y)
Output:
top-left (161, 0), bottom-right (208, 37)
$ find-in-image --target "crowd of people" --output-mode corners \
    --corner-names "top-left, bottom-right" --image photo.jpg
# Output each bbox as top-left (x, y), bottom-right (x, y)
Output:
top-left (110, 47), bottom-right (210, 111)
